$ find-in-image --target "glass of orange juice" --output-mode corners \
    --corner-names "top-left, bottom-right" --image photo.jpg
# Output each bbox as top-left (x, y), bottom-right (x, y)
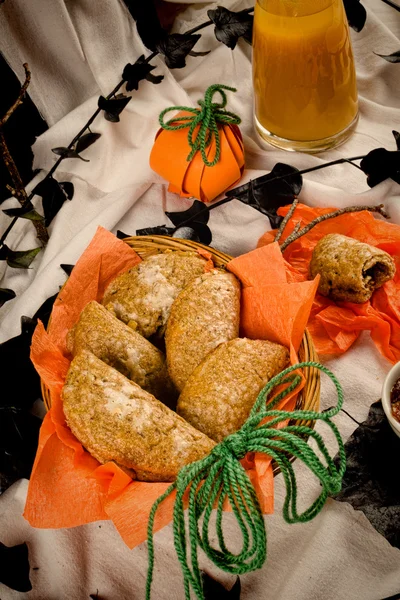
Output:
top-left (252, 0), bottom-right (359, 152)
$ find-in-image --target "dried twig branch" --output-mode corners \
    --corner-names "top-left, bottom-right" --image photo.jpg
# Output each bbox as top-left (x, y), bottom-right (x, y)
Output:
top-left (280, 204), bottom-right (389, 252)
top-left (0, 64), bottom-right (48, 245)
top-left (0, 64), bottom-right (31, 127)
top-left (275, 197), bottom-right (299, 243)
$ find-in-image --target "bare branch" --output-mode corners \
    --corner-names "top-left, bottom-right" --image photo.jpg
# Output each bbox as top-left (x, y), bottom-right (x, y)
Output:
top-left (0, 63), bottom-right (31, 128)
top-left (275, 198), bottom-right (299, 243)
top-left (280, 204), bottom-right (389, 252)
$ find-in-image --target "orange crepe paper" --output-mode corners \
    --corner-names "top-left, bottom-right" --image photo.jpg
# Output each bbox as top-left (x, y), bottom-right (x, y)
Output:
top-left (26, 233), bottom-right (318, 546)
top-left (258, 204), bottom-right (400, 363)
top-left (149, 111), bottom-right (244, 203)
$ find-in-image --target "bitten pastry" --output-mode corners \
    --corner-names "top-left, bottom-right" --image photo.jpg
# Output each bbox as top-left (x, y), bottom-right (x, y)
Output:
top-left (101, 251), bottom-right (208, 339)
top-left (310, 233), bottom-right (396, 303)
top-left (67, 301), bottom-right (177, 408)
top-left (165, 270), bottom-right (241, 392)
top-left (62, 351), bottom-right (215, 482)
top-left (177, 338), bottom-right (289, 442)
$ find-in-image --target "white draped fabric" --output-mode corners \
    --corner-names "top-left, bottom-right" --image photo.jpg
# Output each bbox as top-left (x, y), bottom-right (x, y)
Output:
top-left (0, 1), bottom-right (399, 598)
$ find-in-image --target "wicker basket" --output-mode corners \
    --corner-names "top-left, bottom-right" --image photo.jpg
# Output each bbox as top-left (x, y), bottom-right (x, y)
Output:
top-left (41, 236), bottom-right (320, 474)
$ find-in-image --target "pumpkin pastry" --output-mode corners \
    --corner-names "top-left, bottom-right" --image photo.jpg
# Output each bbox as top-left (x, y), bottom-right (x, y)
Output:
top-left (67, 301), bottom-right (177, 408)
top-left (310, 233), bottom-right (396, 303)
top-left (165, 270), bottom-right (241, 392)
top-left (62, 351), bottom-right (215, 482)
top-left (101, 251), bottom-right (208, 339)
top-left (177, 338), bottom-right (289, 442)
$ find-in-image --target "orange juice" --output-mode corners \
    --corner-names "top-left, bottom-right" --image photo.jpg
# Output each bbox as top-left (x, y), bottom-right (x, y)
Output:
top-left (252, 0), bottom-right (358, 151)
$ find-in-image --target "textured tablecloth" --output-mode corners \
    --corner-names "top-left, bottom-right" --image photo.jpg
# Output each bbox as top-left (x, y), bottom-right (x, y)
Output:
top-left (0, 1), bottom-right (400, 598)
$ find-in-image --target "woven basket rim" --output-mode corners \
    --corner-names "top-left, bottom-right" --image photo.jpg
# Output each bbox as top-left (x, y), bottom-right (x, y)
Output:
top-left (41, 235), bottom-right (321, 477)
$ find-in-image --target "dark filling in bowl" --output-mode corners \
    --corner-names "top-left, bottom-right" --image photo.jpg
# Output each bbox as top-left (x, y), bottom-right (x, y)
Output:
top-left (390, 377), bottom-right (400, 423)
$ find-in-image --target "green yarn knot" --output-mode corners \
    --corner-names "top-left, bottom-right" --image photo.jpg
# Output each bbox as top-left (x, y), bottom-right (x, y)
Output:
top-left (146, 362), bottom-right (346, 600)
top-left (158, 83), bottom-right (241, 167)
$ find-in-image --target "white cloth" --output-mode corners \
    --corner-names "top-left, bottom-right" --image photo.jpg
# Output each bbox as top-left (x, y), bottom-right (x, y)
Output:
top-left (0, 0), bottom-right (400, 599)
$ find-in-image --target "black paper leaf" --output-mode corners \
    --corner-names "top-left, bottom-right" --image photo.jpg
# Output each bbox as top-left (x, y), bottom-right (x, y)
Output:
top-left (3, 202), bottom-right (44, 221)
top-left (51, 146), bottom-right (83, 160)
top-left (375, 50), bottom-right (400, 63)
top-left (343, 0), bottom-right (367, 32)
top-left (0, 541), bottom-right (32, 592)
top-left (98, 94), bottom-right (132, 122)
top-left (32, 176), bottom-right (74, 226)
top-left (333, 401), bottom-right (400, 549)
top-left (202, 572), bottom-right (241, 599)
top-left (51, 132), bottom-right (100, 162)
top-left (173, 222), bottom-right (212, 246)
top-left (60, 263), bottom-right (74, 276)
top-left (156, 33), bottom-right (201, 69)
top-left (136, 225), bottom-right (175, 236)
top-left (4, 246), bottom-right (41, 269)
top-left (208, 7), bottom-right (253, 50)
top-left (60, 181), bottom-right (74, 200)
top-left (76, 132), bottom-right (101, 153)
top-left (360, 131), bottom-right (400, 187)
top-left (116, 230), bottom-right (132, 240)
top-left (0, 287), bottom-right (16, 307)
top-left (166, 200), bottom-right (210, 226)
top-left (226, 163), bottom-right (303, 228)
top-left (122, 55), bottom-right (164, 92)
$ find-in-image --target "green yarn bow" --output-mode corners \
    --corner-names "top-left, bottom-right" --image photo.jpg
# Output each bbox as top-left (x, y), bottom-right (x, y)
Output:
top-left (158, 83), bottom-right (241, 167)
top-left (146, 362), bottom-right (346, 600)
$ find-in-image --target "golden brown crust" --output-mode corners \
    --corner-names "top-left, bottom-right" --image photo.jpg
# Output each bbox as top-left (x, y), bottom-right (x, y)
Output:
top-left (309, 233), bottom-right (396, 303)
top-left (177, 338), bottom-right (289, 442)
top-left (101, 251), bottom-right (208, 338)
top-left (165, 270), bottom-right (241, 392)
top-left (67, 301), bottom-right (177, 408)
top-left (62, 351), bottom-right (215, 482)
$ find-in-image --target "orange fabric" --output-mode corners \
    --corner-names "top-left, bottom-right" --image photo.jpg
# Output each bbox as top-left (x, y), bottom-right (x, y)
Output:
top-left (258, 204), bottom-right (400, 363)
top-left (149, 111), bottom-right (245, 203)
top-left (26, 233), bottom-right (318, 546)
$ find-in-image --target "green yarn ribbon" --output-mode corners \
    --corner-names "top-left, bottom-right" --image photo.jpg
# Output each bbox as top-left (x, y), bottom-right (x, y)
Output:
top-left (158, 83), bottom-right (241, 167)
top-left (146, 362), bottom-right (346, 600)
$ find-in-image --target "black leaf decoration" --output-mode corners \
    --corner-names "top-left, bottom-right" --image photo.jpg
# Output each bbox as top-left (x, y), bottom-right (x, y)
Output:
top-left (165, 200), bottom-right (210, 226)
top-left (173, 223), bottom-right (212, 246)
top-left (3, 246), bottom-right (41, 269)
top-left (60, 263), bottom-right (75, 276)
top-left (136, 225), bottom-right (175, 236)
top-left (32, 176), bottom-right (74, 226)
top-left (116, 230), bottom-right (133, 239)
top-left (76, 132), bottom-right (101, 153)
top-left (156, 33), bottom-right (202, 69)
top-left (360, 131), bottom-right (400, 187)
top-left (0, 541), bottom-right (32, 592)
top-left (202, 572), bottom-right (241, 599)
top-left (122, 55), bottom-right (164, 92)
top-left (51, 132), bottom-right (100, 162)
top-left (343, 0), bottom-right (367, 32)
top-left (98, 94), bottom-right (132, 123)
top-left (208, 7), bottom-right (253, 50)
top-left (375, 50), bottom-right (400, 63)
top-left (226, 163), bottom-right (303, 228)
top-left (333, 401), bottom-right (400, 549)
top-left (0, 293), bottom-right (57, 494)
top-left (0, 287), bottom-right (16, 307)
top-left (3, 202), bottom-right (44, 221)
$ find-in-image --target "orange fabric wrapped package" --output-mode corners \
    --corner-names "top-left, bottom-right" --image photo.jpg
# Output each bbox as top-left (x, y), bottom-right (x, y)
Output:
top-left (150, 84), bottom-right (245, 203)
top-left (26, 229), bottom-right (318, 546)
top-left (258, 204), bottom-right (400, 363)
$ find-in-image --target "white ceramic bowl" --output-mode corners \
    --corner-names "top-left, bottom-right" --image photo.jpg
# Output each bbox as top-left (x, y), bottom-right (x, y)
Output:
top-left (382, 361), bottom-right (400, 438)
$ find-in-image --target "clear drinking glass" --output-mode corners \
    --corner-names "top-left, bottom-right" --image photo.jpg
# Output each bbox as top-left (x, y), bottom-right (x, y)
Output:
top-left (252, 0), bottom-right (359, 152)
